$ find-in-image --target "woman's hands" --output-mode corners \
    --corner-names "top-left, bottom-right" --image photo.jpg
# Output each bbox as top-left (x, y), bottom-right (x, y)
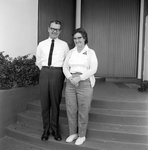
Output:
top-left (68, 76), bottom-right (81, 87)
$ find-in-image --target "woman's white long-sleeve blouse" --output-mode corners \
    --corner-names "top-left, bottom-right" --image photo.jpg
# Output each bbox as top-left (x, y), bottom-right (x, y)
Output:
top-left (63, 45), bottom-right (98, 87)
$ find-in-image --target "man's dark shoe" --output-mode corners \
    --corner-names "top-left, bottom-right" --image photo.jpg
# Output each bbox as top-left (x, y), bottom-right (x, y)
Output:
top-left (52, 131), bottom-right (62, 141)
top-left (41, 131), bottom-right (50, 141)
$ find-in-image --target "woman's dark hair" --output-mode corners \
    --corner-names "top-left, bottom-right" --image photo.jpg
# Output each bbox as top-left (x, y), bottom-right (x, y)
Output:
top-left (72, 28), bottom-right (88, 44)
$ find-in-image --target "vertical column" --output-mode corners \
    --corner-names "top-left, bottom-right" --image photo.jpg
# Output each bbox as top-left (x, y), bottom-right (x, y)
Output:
top-left (76, 0), bottom-right (81, 28)
top-left (143, 15), bottom-right (148, 80)
top-left (138, 0), bottom-right (144, 79)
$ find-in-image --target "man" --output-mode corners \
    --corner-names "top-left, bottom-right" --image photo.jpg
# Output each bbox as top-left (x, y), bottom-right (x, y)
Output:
top-left (36, 20), bottom-right (69, 141)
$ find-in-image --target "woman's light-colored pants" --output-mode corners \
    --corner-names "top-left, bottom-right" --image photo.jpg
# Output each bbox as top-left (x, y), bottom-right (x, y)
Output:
top-left (65, 77), bottom-right (93, 137)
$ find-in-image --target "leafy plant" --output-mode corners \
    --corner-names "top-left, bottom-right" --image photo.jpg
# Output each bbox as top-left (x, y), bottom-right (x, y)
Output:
top-left (137, 80), bottom-right (148, 92)
top-left (0, 51), bottom-right (40, 90)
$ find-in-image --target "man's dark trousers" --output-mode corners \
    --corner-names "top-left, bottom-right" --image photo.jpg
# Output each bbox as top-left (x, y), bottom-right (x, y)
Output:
top-left (39, 66), bottom-right (65, 133)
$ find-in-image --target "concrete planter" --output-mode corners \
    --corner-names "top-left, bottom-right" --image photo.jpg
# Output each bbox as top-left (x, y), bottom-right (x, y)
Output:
top-left (0, 85), bottom-right (39, 138)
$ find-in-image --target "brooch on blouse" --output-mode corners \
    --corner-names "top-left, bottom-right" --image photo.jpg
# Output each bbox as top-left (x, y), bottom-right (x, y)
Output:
top-left (83, 51), bottom-right (87, 55)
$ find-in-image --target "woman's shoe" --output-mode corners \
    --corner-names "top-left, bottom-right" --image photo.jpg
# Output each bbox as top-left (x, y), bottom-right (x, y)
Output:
top-left (66, 134), bottom-right (78, 143)
top-left (75, 137), bottom-right (86, 145)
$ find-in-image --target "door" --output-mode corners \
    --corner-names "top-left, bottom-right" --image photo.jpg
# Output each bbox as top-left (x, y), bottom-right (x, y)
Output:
top-left (38, 0), bottom-right (75, 48)
top-left (81, 0), bottom-right (140, 77)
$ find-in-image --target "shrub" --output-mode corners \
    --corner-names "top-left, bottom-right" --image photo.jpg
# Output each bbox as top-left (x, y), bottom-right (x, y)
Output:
top-left (0, 51), bottom-right (40, 90)
top-left (137, 80), bottom-right (148, 92)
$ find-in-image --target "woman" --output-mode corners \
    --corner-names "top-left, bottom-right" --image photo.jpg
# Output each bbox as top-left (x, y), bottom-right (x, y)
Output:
top-left (63, 28), bottom-right (98, 145)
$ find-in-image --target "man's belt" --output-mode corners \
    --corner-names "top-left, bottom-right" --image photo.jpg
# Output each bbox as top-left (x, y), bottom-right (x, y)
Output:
top-left (42, 66), bottom-right (62, 69)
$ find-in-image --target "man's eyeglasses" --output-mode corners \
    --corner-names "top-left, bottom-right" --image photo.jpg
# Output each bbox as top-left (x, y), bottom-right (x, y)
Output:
top-left (50, 27), bottom-right (60, 32)
top-left (73, 37), bottom-right (82, 40)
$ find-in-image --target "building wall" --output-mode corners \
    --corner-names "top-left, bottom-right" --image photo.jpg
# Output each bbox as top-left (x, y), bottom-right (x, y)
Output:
top-left (0, 0), bottom-right (147, 77)
top-left (0, 0), bottom-right (38, 58)
top-left (0, 86), bottom-right (39, 138)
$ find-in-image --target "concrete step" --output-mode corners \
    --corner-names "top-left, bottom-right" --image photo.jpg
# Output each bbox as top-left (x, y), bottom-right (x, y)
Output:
top-left (40, 97), bottom-right (148, 111)
top-left (0, 136), bottom-right (47, 150)
top-left (27, 100), bottom-right (148, 126)
top-left (18, 110), bottom-right (148, 135)
top-left (6, 123), bottom-right (101, 150)
top-left (17, 110), bottom-right (148, 144)
top-left (34, 99), bottom-right (148, 116)
top-left (6, 122), bottom-right (148, 150)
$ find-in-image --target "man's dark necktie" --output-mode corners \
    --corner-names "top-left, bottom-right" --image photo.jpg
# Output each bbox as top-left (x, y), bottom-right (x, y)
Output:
top-left (48, 39), bottom-right (54, 66)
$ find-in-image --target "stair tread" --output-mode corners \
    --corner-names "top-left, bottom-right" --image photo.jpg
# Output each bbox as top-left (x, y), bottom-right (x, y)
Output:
top-left (29, 100), bottom-right (148, 117)
top-left (27, 101), bottom-right (148, 126)
top-left (0, 136), bottom-right (47, 150)
top-left (6, 122), bottom-right (148, 150)
top-left (62, 104), bottom-right (148, 117)
top-left (32, 98), bottom-right (148, 111)
top-left (18, 110), bottom-right (148, 135)
top-left (17, 110), bottom-right (148, 144)
top-left (6, 123), bottom-right (102, 150)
